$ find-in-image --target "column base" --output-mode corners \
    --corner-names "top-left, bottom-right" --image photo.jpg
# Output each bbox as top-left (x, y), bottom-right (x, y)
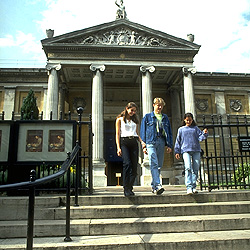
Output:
top-left (93, 161), bottom-right (107, 187)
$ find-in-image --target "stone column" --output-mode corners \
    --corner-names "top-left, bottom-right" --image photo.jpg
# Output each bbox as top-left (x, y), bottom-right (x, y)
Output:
top-left (3, 87), bottom-right (16, 120)
top-left (58, 83), bottom-right (66, 119)
top-left (183, 67), bottom-right (196, 119)
top-left (170, 88), bottom-right (184, 184)
top-left (90, 64), bottom-right (107, 187)
top-left (140, 65), bottom-right (155, 116)
top-left (215, 91), bottom-right (226, 116)
top-left (43, 88), bottom-right (48, 119)
top-left (215, 91), bottom-right (231, 158)
top-left (140, 65), bottom-right (155, 186)
top-left (45, 64), bottom-right (61, 120)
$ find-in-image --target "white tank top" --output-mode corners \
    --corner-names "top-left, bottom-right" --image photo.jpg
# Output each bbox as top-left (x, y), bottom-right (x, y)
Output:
top-left (120, 119), bottom-right (138, 137)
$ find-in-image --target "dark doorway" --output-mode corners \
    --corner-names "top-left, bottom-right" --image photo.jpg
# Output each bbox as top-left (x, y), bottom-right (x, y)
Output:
top-left (104, 121), bottom-right (123, 186)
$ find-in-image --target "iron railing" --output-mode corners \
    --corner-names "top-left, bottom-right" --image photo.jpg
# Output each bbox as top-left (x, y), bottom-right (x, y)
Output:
top-left (0, 144), bottom-right (80, 250)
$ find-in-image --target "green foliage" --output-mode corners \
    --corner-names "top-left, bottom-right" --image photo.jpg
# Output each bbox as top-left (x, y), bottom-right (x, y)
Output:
top-left (20, 89), bottom-right (39, 120)
top-left (233, 163), bottom-right (250, 187)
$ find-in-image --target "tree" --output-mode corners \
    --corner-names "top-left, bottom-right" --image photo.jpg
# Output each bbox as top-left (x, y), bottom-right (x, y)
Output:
top-left (20, 89), bottom-right (39, 120)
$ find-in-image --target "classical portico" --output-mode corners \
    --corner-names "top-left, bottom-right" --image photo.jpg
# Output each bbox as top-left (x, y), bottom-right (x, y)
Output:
top-left (41, 18), bottom-right (200, 187)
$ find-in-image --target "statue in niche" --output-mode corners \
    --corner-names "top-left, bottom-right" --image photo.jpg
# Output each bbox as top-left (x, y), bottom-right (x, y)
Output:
top-left (115, 0), bottom-right (127, 19)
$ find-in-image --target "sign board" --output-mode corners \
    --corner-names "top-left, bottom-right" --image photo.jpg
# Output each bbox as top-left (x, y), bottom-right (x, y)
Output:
top-left (116, 173), bottom-right (121, 178)
top-left (238, 137), bottom-right (250, 152)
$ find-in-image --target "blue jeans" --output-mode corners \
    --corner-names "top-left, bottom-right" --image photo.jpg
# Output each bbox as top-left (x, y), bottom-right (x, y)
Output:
top-left (182, 151), bottom-right (200, 190)
top-left (147, 137), bottom-right (165, 189)
top-left (121, 137), bottom-right (138, 191)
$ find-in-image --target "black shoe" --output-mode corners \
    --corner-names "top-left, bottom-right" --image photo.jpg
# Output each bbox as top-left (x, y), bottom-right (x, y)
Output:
top-left (129, 190), bottom-right (135, 196)
top-left (124, 189), bottom-right (135, 197)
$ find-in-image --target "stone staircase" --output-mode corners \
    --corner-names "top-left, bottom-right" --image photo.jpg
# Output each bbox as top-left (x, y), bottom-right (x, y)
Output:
top-left (0, 186), bottom-right (250, 249)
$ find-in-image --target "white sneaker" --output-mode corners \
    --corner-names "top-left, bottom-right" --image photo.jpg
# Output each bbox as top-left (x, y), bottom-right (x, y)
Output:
top-left (193, 188), bottom-right (198, 194)
top-left (187, 189), bottom-right (193, 195)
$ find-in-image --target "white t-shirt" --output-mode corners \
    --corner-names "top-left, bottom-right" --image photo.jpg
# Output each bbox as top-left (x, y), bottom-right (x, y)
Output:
top-left (120, 119), bottom-right (138, 137)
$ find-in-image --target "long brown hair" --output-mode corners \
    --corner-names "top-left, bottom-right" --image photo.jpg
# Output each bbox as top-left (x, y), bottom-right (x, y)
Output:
top-left (116, 102), bottom-right (139, 124)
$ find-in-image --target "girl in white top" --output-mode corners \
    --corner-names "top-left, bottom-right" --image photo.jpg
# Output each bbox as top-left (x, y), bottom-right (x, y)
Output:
top-left (116, 102), bottom-right (144, 197)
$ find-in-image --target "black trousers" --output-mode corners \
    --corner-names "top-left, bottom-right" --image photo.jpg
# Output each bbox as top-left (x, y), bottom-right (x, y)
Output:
top-left (120, 137), bottom-right (139, 191)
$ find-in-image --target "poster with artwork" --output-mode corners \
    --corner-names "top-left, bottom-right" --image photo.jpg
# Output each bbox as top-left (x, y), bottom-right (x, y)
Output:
top-left (26, 130), bottom-right (43, 152)
top-left (17, 122), bottom-right (75, 162)
top-left (48, 130), bottom-right (65, 152)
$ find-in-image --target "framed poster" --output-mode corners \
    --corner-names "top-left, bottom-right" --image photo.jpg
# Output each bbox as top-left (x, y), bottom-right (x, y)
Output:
top-left (0, 123), bottom-right (11, 162)
top-left (17, 121), bottom-right (76, 163)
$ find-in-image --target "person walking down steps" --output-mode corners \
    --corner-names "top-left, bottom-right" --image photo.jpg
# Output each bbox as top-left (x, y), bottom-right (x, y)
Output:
top-left (116, 102), bottom-right (144, 197)
top-left (140, 98), bottom-right (173, 195)
top-left (174, 112), bottom-right (208, 195)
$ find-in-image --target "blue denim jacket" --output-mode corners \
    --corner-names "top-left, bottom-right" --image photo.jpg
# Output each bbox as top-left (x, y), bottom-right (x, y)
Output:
top-left (140, 111), bottom-right (173, 148)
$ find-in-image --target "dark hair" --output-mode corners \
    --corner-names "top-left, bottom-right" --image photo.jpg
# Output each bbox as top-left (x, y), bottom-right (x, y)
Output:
top-left (117, 102), bottom-right (139, 124)
top-left (182, 112), bottom-right (197, 126)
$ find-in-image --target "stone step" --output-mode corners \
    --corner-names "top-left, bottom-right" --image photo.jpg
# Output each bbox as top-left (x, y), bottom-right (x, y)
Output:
top-left (0, 230), bottom-right (249, 250)
top-left (53, 201), bottom-right (250, 220)
top-left (1, 190), bottom-right (250, 209)
top-left (63, 189), bottom-right (250, 206)
top-left (1, 199), bottom-right (250, 221)
top-left (0, 213), bottom-right (249, 238)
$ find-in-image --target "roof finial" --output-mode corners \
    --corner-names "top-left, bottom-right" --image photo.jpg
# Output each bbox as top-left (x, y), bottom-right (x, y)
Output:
top-left (115, 0), bottom-right (127, 19)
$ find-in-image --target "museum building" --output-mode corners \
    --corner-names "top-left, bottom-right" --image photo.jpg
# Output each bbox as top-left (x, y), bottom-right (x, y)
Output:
top-left (0, 16), bottom-right (250, 187)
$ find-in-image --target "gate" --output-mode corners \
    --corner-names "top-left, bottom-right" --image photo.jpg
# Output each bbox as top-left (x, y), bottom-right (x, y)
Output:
top-left (200, 115), bottom-right (250, 191)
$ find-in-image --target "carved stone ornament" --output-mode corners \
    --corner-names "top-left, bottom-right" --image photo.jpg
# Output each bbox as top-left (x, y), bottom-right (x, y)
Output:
top-left (46, 64), bottom-right (61, 71)
top-left (73, 97), bottom-right (86, 111)
top-left (90, 64), bottom-right (106, 72)
top-left (140, 66), bottom-right (155, 73)
top-left (46, 29), bottom-right (54, 38)
top-left (196, 99), bottom-right (208, 111)
top-left (182, 67), bottom-right (197, 76)
top-left (230, 99), bottom-right (242, 112)
top-left (65, 27), bottom-right (177, 48)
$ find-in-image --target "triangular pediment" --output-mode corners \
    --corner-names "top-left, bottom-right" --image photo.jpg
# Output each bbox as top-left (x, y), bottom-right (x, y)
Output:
top-left (42, 19), bottom-right (200, 51)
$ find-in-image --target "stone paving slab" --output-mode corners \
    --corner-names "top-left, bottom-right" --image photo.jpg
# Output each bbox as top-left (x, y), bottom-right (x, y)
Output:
top-left (0, 230), bottom-right (250, 250)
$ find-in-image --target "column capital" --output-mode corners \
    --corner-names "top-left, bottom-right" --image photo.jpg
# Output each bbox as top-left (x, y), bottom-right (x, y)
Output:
top-left (90, 64), bottom-right (105, 72)
top-left (140, 65), bottom-right (155, 73)
top-left (46, 63), bottom-right (61, 71)
top-left (182, 67), bottom-right (196, 76)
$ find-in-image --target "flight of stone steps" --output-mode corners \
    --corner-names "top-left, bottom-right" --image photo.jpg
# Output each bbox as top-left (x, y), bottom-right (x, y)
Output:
top-left (0, 187), bottom-right (250, 249)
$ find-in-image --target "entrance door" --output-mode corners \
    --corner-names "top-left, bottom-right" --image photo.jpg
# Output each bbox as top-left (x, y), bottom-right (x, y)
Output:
top-left (104, 121), bottom-right (123, 186)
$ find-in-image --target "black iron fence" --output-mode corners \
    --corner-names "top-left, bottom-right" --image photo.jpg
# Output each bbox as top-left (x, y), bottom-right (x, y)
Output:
top-left (0, 108), bottom-right (93, 194)
top-left (198, 115), bottom-right (250, 191)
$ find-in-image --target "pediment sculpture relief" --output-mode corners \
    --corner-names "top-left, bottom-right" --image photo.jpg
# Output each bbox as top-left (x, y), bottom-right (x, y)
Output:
top-left (65, 27), bottom-right (177, 47)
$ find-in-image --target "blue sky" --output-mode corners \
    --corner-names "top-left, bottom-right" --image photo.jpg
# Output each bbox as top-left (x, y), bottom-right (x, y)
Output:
top-left (0, 0), bottom-right (250, 73)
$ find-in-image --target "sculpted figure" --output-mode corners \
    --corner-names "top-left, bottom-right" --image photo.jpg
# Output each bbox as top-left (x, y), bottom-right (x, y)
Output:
top-left (115, 0), bottom-right (127, 19)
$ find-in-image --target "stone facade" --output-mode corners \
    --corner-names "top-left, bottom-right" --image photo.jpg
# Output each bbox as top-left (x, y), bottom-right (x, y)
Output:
top-left (0, 19), bottom-right (250, 187)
